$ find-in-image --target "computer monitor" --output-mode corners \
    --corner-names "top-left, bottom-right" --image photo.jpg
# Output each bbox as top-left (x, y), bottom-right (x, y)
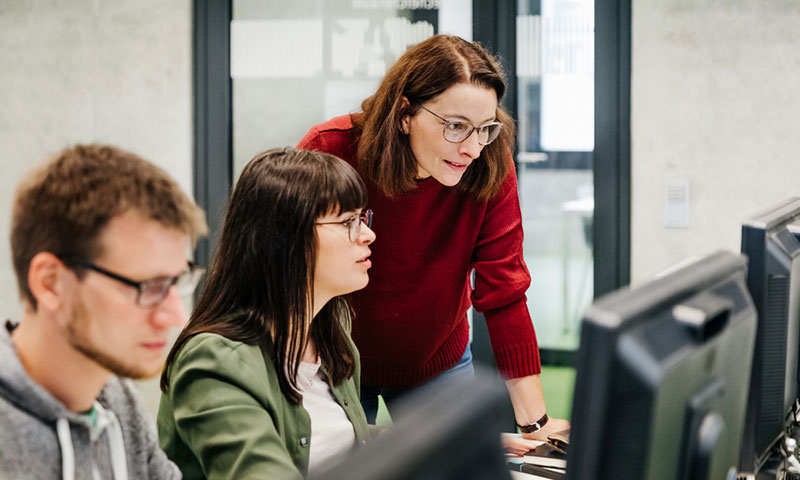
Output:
top-left (739, 196), bottom-right (800, 473)
top-left (566, 251), bottom-right (757, 480)
top-left (309, 369), bottom-right (512, 480)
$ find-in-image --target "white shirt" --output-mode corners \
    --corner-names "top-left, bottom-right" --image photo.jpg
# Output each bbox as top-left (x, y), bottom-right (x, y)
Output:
top-left (296, 361), bottom-right (357, 472)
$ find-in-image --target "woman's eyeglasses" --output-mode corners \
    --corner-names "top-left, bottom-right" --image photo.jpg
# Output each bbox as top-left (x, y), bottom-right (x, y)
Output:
top-left (316, 209), bottom-right (373, 242)
top-left (419, 105), bottom-right (503, 145)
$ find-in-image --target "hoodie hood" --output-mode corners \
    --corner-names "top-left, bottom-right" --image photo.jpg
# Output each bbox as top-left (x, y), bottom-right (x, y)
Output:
top-left (0, 321), bottom-right (83, 425)
top-left (0, 321), bottom-right (129, 480)
top-left (0, 320), bottom-right (179, 479)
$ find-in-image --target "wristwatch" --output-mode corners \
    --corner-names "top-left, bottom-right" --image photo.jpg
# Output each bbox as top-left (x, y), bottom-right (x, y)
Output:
top-left (516, 413), bottom-right (549, 434)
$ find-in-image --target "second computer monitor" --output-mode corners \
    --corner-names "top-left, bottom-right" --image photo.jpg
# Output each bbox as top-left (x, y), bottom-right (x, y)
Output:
top-left (567, 251), bottom-right (757, 480)
top-left (739, 196), bottom-right (800, 473)
top-left (309, 369), bottom-right (512, 480)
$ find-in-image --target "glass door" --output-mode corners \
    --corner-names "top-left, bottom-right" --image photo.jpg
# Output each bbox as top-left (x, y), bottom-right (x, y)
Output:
top-left (230, 0), bottom-right (472, 177)
top-left (516, 0), bottom-right (594, 352)
top-left (227, 0), bottom-right (596, 354)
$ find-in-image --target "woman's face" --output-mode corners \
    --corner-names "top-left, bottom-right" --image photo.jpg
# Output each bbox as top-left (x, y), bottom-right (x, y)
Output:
top-left (402, 83), bottom-right (499, 187)
top-left (314, 208), bottom-right (376, 304)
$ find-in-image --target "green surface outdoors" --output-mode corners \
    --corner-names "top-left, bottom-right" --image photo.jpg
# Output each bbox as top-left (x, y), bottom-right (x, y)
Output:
top-left (540, 366), bottom-right (575, 421)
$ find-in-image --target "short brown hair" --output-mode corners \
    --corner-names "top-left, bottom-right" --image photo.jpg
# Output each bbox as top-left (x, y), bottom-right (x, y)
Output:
top-left (11, 144), bottom-right (207, 308)
top-left (354, 34), bottom-right (515, 201)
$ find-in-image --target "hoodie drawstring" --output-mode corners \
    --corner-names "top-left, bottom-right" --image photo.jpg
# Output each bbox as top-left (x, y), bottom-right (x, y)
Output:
top-left (105, 409), bottom-right (129, 480)
top-left (56, 417), bottom-right (75, 480)
top-left (55, 408), bottom-right (128, 480)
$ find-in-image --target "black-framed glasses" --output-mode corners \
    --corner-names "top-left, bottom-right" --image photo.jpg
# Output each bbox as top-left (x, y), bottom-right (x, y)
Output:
top-left (316, 209), bottom-right (373, 243)
top-left (418, 105), bottom-right (503, 145)
top-left (60, 257), bottom-right (205, 307)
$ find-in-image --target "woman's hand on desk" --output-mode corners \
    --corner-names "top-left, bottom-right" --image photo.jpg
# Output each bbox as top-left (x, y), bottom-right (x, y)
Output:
top-left (520, 416), bottom-right (570, 442)
top-left (505, 374), bottom-right (570, 442)
top-left (501, 433), bottom-right (543, 456)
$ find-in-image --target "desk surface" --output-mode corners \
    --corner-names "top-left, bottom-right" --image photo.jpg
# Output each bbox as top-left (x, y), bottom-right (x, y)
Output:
top-left (510, 469), bottom-right (563, 480)
top-left (506, 436), bottom-right (565, 480)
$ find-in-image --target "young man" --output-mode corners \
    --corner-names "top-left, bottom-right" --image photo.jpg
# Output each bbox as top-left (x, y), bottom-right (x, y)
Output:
top-left (0, 145), bottom-right (207, 479)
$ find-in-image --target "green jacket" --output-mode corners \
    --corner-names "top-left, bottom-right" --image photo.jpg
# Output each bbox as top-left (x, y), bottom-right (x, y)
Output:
top-left (157, 332), bottom-right (371, 479)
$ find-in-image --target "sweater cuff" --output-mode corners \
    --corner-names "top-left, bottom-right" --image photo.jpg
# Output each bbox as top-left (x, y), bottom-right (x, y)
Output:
top-left (492, 341), bottom-right (541, 379)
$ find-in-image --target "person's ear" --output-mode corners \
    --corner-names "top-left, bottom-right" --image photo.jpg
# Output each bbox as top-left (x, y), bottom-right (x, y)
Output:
top-left (399, 96), bottom-right (411, 134)
top-left (27, 252), bottom-right (71, 312)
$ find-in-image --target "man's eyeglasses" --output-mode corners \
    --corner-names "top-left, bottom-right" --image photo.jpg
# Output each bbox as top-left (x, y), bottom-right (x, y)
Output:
top-left (316, 209), bottom-right (373, 243)
top-left (60, 257), bottom-right (205, 307)
top-left (418, 105), bottom-right (503, 145)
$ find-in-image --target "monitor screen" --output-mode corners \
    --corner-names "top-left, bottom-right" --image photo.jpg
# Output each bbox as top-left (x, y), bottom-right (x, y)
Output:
top-left (566, 251), bottom-right (757, 480)
top-left (309, 369), bottom-right (512, 480)
top-left (739, 196), bottom-right (800, 473)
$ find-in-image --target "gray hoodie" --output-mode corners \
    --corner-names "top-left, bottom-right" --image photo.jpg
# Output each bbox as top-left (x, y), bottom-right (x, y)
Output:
top-left (0, 321), bottom-right (181, 479)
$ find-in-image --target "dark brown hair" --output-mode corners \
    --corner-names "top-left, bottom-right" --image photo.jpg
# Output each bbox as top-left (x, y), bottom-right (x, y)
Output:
top-left (161, 148), bottom-right (367, 403)
top-left (354, 34), bottom-right (515, 201)
top-left (10, 144), bottom-right (207, 309)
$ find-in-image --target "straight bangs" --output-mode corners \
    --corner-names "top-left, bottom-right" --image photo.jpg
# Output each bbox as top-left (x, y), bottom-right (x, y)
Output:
top-left (163, 148), bottom-right (362, 401)
top-left (312, 154), bottom-right (369, 219)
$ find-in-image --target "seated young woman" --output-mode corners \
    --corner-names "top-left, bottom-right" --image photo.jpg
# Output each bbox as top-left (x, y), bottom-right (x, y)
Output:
top-left (157, 147), bottom-right (376, 479)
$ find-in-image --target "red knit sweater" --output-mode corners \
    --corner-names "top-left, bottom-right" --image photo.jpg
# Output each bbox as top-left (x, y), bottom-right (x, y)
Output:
top-left (298, 115), bottom-right (540, 389)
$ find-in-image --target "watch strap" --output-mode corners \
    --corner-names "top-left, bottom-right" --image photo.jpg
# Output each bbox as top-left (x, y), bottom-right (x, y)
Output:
top-left (516, 412), bottom-right (549, 434)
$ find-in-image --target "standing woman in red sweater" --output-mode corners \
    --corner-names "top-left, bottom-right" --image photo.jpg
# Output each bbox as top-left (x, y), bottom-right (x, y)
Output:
top-left (298, 34), bottom-right (568, 443)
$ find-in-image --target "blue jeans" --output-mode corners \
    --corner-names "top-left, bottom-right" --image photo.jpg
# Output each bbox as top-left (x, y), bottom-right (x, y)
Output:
top-left (360, 343), bottom-right (475, 424)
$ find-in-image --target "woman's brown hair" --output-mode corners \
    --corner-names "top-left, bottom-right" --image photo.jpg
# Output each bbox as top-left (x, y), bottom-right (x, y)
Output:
top-left (354, 34), bottom-right (515, 201)
top-left (161, 148), bottom-right (367, 404)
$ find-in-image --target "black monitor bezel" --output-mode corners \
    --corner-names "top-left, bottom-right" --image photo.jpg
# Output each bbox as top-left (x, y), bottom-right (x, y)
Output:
top-left (308, 369), bottom-right (513, 480)
top-left (739, 196), bottom-right (800, 473)
top-left (566, 251), bottom-right (757, 479)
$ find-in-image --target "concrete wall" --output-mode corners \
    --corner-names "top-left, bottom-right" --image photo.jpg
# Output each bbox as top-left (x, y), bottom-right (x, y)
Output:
top-left (4, 0), bottom-right (800, 414)
top-left (0, 0), bottom-right (192, 415)
top-left (629, 1), bottom-right (800, 284)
